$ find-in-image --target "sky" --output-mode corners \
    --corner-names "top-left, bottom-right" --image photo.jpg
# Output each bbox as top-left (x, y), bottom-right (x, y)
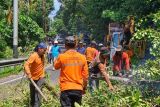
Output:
top-left (48, 0), bottom-right (61, 20)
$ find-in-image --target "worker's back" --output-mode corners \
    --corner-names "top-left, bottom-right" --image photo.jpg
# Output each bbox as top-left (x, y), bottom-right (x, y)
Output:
top-left (85, 47), bottom-right (97, 62)
top-left (125, 49), bottom-right (133, 60)
top-left (54, 50), bottom-right (88, 91)
top-left (54, 36), bottom-right (88, 107)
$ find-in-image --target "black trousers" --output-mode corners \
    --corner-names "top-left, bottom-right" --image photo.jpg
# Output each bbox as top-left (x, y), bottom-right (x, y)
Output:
top-left (60, 90), bottom-right (82, 107)
top-left (30, 78), bottom-right (45, 107)
top-left (47, 53), bottom-right (52, 64)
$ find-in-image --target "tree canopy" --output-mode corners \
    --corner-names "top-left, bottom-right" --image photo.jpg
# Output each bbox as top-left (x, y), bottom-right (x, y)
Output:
top-left (0, 0), bottom-right (160, 59)
top-left (0, 0), bottom-right (53, 58)
top-left (51, 0), bottom-right (160, 57)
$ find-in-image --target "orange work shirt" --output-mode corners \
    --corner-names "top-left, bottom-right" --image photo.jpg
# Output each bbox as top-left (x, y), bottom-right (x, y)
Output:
top-left (85, 47), bottom-right (98, 62)
top-left (24, 52), bottom-right (45, 80)
top-left (113, 52), bottom-right (130, 71)
top-left (54, 50), bottom-right (89, 91)
top-left (125, 49), bottom-right (134, 60)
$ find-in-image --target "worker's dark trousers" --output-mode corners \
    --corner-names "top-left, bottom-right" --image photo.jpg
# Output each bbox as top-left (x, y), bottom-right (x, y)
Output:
top-left (60, 90), bottom-right (82, 107)
top-left (30, 78), bottom-right (45, 107)
top-left (89, 72), bottom-right (99, 93)
top-left (47, 53), bottom-right (52, 64)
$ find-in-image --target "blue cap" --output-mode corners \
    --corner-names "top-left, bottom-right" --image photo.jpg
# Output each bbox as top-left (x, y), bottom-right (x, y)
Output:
top-left (38, 42), bottom-right (47, 49)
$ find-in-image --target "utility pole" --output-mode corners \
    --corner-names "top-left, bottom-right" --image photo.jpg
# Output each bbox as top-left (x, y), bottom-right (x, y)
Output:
top-left (13, 0), bottom-right (19, 58)
top-left (42, 0), bottom-right (46, 33)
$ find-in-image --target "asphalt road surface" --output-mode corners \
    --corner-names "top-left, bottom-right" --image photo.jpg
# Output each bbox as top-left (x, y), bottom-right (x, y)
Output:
top-left (0, 43), bottom-right (65, 86)
top-left (0, 64), bottom-right (60, 86)
top-left (45, 64), bottom-right (60, 85)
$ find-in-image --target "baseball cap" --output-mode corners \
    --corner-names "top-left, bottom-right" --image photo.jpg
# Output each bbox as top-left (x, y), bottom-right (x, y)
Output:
top-left (65, 36), bottom-right (76, 47)
top-left (38, 42), bottom-right (47, 49)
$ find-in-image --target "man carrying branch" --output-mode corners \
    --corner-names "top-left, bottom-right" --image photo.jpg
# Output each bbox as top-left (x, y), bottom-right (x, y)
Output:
top-left (24, 42), bottom-right (47, 107)
top-left (89, 47), bottom-right (114, 92)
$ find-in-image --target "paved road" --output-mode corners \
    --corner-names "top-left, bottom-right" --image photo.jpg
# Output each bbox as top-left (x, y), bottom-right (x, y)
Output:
top-left (0, 43), bottom-right (65, 86)
top-left (45, 64), bottom-right (60, 85)
top-left (0, 64), bottom-right (60, 86)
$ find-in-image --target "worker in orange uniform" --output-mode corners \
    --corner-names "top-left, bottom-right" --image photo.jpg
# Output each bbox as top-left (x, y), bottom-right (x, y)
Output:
top-left (54, 36), bottom-right (88, 107)
top-left (112, 45), bottom-right (130, 77)
top-left (123, 46), bottom-right (134, 74)
top-left (85, 41), bottom-right (98, 64)
top-left (89, 47), bottom-right (114, 92)
top-left (24, 42), bottom-right (47, 107)
top-left (124, 46), bottom-right (134, 62)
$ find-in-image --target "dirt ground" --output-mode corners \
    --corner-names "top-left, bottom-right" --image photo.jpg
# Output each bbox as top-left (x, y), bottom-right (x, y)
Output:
top-left (0, 78), bottom-right (29, 101)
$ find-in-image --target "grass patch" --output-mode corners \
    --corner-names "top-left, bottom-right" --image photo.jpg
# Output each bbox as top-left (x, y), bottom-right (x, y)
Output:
top-left (0, 65), bottom-right (23, 78)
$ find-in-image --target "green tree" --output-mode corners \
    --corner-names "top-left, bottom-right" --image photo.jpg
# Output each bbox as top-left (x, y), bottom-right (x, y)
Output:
top-left (133, 11), bottom-right (160, 58)
top-left (57, 0), bottom-right (160, 39)
top-left (0, 0), bottom-right (53, 58)
top-left (48, 18), bottom-right (67, 37)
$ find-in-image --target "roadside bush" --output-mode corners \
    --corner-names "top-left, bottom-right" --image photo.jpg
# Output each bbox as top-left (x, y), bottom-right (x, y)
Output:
top-left (0, 80), bottom-right (159, 107)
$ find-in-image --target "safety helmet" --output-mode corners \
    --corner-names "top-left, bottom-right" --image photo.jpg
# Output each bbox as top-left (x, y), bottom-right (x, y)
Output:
top-left (65, 36), bottom-right (76, 47)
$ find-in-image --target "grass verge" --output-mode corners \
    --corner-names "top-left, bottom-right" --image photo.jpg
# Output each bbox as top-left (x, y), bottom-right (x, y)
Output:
top-left (0, 65), bottom-right (23, 78)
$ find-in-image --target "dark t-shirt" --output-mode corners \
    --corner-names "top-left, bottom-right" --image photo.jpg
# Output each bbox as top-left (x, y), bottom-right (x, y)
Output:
top-left (89, 52), bottom-right (106, 74)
